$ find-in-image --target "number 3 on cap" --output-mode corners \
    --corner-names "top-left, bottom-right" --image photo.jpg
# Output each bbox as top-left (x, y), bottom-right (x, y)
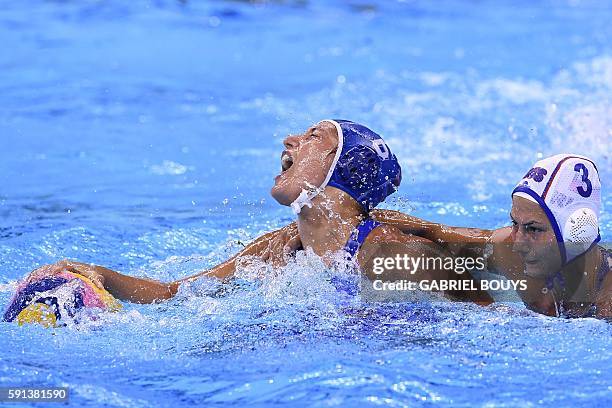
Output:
top-left (574, 163), bottom-right (592, 198)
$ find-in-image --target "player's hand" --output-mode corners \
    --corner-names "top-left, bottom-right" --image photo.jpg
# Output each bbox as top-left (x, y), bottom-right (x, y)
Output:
top-left (35, 259), bottom-right (106, 290)
top-left (261, 223), bottom-right (302, 267)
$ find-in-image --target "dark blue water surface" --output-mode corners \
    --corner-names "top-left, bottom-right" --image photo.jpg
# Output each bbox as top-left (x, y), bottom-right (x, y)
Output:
top-left (1, 1), bottom-right (611, 407)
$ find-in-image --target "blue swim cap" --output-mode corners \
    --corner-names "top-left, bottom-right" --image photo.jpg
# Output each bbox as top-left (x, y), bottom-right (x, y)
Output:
top-left (290, 119), bottom-right (401, 213)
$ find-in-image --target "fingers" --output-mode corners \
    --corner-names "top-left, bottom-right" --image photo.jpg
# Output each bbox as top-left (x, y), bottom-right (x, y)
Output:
top-left (284, 231), bottom-right (302, 252)
top-left (257, 223), bottom-right (303, 268)
top-left (60, 261), bottom-right (106, 290)
top-left (268, 230), bottom-right (286, 267)
top-left (47, 259), bottom-right (72, 275)
top-left (25, 260), bottom-right (104, 291)
top-left (261, 243), bottom-right (271, 263)
top-left (28, 259), bottom-right (67, 281)
top-left (26, 265), bottom-right (53, 284)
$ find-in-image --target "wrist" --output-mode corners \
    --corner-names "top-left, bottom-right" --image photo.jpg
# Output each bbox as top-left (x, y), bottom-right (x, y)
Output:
top-left (168, 281), bottom-right (181, 298)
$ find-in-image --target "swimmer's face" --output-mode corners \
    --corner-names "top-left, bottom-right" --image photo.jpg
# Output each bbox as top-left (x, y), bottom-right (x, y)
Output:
top-left (271, 121), bottom-right (338, 206)
top-left (510, 195), bottom-right (562, 279)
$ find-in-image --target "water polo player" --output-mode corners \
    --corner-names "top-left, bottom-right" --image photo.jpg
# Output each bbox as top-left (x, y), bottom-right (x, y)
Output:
top-left (374, 154), bottom-right (610, 319)
top-left (19, 120), bottom-right (492, 307)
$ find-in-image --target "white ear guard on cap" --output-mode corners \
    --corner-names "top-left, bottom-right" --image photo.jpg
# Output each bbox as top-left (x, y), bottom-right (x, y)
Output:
top-left (563, 208), bottom-right (599, 244)
top-left (512, 154), bottom-right (602, 265)
top-left (563, 208), bottom-right (599, 261)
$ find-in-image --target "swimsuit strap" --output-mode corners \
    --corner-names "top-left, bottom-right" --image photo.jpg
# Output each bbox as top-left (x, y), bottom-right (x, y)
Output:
top-left (343, 218), bottom-right (382, 258)
top-left (597, 247), bottom-right (611, 291)
top-left (546, 246), bottom-right (610, 292)
top-left (555, 247), bottom-right (610, 318)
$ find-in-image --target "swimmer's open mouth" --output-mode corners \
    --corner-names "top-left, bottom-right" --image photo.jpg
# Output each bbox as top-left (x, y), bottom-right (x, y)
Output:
top-left (281, 151), bottom-right (294, 172)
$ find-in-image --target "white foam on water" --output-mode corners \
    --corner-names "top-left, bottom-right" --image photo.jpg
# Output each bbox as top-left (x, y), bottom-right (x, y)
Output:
top-left (476, 78), bottom-right (550, 104)
top-left (242, 55), bottom-right (611, 176)
top-left (149, 160), bottom-right (191, 176)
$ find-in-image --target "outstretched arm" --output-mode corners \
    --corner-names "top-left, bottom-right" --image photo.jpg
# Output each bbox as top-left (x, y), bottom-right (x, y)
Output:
top-left (371, 209), bottom-right (494, 259)
top-left (371, 209), bottom-right (524, 274)
top-left (53, 261), bottom-right (177, 304)
top-left (172, 222), bottom-right (300, 285)
top-left (52, 223), bottom-right (300, 304)
top-left (371, 210), bottom-right (559, 313)
top-left (357, 223), bottom-right (494, 305)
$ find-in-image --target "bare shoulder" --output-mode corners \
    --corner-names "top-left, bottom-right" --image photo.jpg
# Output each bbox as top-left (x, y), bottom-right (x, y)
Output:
top-left (491, 226), bottom-right (513, 244)
top-left (487, 226), bottom-right (523, 277)
top-left (357, 223), bottom-right (435, 280)
top-left (370, 209), bottom-right (409, 220)
top-left (358, 223), bottom-right (441, 266)
top-left (365, 223), bottom-right (431, 245)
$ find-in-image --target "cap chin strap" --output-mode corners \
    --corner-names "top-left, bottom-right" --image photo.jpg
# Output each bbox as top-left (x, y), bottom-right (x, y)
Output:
top-left (290, 184), bottom-right (322, 214)
top-left (290, 119), bottom-right (344, 215)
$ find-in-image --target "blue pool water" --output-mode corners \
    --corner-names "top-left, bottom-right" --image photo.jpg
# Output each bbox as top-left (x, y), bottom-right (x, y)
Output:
top-left (1, 0), bottom-right (611, 406)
